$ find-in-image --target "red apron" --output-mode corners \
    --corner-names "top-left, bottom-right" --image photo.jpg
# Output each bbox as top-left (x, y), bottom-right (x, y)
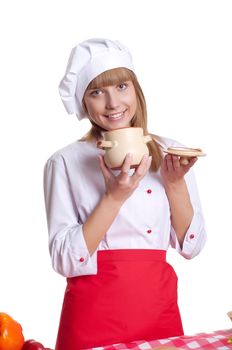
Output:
top-left (55, 249), bottom-right (183, 350)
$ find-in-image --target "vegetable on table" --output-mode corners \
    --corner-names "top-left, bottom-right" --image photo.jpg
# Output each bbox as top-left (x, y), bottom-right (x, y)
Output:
top-left (0, 312), bottom-right (25, 350)
top-left (22, 339), bottom-right (53, 350)
top-left (0, 312), bottom-right (53, 350)
top-left (22, 340), bottom-right (45, 350)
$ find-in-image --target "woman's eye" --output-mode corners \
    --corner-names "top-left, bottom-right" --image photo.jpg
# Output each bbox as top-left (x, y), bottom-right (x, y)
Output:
top-left (118, 83), bottom-right (127, 90)
top-left (91, 89), bottom-right (102, 97)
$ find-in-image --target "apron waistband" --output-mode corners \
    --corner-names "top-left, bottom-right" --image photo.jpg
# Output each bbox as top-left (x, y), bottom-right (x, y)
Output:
top-left (97, 249), bottom-right (166, 262)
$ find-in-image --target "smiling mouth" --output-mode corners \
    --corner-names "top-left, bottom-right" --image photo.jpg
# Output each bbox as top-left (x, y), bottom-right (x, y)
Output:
top-left (105, 110), bottom-right (126, 120)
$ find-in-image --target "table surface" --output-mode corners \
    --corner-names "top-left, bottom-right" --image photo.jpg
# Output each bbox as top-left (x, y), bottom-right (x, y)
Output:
top-left (89, 329), bottom-right (232, 349)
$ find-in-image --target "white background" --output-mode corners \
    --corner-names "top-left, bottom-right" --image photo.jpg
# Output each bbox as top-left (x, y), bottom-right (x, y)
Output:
top-left (0, 0), bottom-right (232, 348)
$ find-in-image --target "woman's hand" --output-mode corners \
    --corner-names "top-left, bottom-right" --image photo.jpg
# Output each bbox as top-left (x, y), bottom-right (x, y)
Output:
top-left (160, 154), bottom-right (197, 186)
top-left (98, 153), bottom-right (152, 204)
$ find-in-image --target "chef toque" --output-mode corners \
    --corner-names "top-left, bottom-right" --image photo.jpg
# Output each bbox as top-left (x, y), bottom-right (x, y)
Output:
top-left (59, 38), bottom-right (135, 120)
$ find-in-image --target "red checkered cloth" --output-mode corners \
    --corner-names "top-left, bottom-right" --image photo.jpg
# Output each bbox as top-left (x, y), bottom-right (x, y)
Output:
top-left (88, 329), bottom-right (232, 349)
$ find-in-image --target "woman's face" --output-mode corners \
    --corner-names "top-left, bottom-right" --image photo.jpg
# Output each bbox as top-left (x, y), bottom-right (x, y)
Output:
top-left (83, 80), bottom-right (137, 131)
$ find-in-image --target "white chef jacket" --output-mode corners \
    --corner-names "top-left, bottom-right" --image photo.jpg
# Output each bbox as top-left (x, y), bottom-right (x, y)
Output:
top-left (43, 136), bottom-right (206, 278)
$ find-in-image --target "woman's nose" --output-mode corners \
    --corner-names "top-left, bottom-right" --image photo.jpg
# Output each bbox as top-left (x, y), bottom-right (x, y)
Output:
top-left (105, 91), bottom-right (120, 110)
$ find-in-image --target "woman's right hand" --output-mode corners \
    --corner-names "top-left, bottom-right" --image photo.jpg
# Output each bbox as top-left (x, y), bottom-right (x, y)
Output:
top-left (98, 153), bottom-right (152, 204)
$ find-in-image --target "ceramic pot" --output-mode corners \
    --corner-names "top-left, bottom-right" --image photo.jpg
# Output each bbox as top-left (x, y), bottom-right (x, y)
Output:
top-left (97, 127), bottom-right (152, 169)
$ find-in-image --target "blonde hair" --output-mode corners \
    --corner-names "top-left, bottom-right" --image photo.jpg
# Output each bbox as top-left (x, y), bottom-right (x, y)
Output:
top-left (81, 68), bottom-right (163, 172)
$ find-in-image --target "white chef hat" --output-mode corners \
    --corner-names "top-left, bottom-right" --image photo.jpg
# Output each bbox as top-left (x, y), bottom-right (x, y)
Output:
top-left (58, 38), bottom-right (135, 120)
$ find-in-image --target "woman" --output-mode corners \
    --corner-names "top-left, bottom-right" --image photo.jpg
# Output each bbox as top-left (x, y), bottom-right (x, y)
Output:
top-left (43, 38), bottom-right (206, 349)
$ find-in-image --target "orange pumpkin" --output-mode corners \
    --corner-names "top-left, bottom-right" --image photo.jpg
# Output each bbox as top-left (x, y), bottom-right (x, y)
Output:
top-left (0, 312), bottom-right (24, 350)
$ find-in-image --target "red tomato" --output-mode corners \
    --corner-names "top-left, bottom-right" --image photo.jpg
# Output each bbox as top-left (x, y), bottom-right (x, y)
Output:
top-left (22, 340), bottom-right (45, 350)
top-left (0, 312), bottom-right (24, 350)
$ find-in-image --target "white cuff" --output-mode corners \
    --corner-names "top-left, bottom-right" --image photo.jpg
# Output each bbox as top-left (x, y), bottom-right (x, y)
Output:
top-left (50, 225), bottom-right (98, 277)
top-left (171, 212), bottom-right (206, 259)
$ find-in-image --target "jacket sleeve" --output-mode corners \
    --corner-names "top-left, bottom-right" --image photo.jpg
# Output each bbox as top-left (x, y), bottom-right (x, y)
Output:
top-left (170, 167), bottom-right (206, 259)
top-left (43, 156), bottom-right (98, 277)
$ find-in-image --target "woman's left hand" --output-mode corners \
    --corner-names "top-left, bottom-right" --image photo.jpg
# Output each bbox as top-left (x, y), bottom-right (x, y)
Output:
top-left (160, 154), bottom-right (197, 185)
